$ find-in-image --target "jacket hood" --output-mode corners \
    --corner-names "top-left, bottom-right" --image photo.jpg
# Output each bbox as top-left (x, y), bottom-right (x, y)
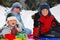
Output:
top-left (38, 3), bottom-right (52, 16)
top-left (11, 2), bottom-right (22, 11)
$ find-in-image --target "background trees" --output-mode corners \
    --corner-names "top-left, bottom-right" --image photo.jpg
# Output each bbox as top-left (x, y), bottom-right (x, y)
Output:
top-left (0, 0), bottom-right (60, 10)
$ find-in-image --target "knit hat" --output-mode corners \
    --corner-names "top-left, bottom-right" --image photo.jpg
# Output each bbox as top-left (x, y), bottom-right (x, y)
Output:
top-left (11, 2), bottom-right (22, 11)
top-left (40, 3), bottom-right (50, 11)
top-left (38, 2), bottom-right (52, 16)
top-left (6, 13), bottom-right (22, 27)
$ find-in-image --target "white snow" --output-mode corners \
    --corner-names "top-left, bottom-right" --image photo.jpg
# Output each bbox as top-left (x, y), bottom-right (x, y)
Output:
top-left (0, 6), bottom-right (6, 29)
top-left (50, 4), bottom-right (60, 22)
top-left (0, 4), bottom-right (60, 34)
top-left (20, 10), bottom-right (38, 33)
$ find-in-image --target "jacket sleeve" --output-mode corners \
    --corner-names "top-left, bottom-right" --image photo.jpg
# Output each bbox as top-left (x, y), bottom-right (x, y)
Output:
top-left (34, 12), bottom-right (40, 27)
top-left (52, 18), bottom-right (60, 27)
top-left (52, 18), bottom-right (60, 32)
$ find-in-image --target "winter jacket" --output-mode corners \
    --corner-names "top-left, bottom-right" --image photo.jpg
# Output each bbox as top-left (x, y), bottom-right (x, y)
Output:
top-left (38, 15), bottom-right (57, 35)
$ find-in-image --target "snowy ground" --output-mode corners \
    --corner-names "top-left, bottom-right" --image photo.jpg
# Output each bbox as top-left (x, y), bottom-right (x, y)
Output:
top-left (0, 4), bottom-right (60, 34)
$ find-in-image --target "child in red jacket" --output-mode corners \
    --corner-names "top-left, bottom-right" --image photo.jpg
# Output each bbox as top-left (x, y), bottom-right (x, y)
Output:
top-left (33, 3), bottom-right (60, 39)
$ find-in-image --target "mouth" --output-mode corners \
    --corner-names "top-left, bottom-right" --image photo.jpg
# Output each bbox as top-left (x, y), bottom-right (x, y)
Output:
top-left (12, 23), bottom-right (15, 25)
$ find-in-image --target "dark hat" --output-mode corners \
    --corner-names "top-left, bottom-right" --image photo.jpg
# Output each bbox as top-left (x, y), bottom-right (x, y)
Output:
top-left (38, 3), bottom-right (52, 16)
top-left (39, 3), bottom-right (50, 11)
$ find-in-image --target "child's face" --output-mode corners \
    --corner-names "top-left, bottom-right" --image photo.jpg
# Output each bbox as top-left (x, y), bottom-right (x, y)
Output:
top-left (8, 20), bottom-right (17, 27)
top-left (41, 9), bottom-right (48, 16)
top-left (13, 8), bottom-right (20, 14)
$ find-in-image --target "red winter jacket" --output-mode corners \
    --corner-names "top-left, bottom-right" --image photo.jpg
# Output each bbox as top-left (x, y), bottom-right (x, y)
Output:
top-left (38, 16), bottom-right (55, 34)
top-left (4, 28), bottom-right (18, 40)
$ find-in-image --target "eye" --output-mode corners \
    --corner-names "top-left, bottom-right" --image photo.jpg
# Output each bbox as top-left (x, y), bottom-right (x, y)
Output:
top-left (13, 20), bottom-right (16, 21)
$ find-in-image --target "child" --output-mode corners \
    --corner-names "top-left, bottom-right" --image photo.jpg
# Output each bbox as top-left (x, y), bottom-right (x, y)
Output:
top-left (33, 3), bottom-right (60, 38)
top-left (0, 13), bottom-right (22, 38)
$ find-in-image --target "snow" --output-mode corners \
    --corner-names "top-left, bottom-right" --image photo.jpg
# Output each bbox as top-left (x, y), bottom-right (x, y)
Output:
top-left (0, 6), bottom-right (6, 29)
top-left (50, 4), bottom-right (60, 22)
top-left (0, 4), bottom-right (60, 34)
top-left (20, 10), bottom-right (37, 33)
